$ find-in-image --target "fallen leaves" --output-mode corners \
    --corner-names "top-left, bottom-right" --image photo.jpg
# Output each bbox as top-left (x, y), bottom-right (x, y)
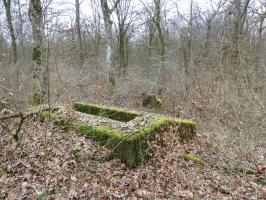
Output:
top-left (0, 119), bottom-right (265, 199)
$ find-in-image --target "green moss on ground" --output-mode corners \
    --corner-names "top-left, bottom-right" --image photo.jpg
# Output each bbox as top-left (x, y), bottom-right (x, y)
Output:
top-left (0, 170), bottom-right (7, 177)
top-left (72, 149), bottom-right (82, 161)
top-left (243, 167), bottom-right (257, 174)
top-left (142, 94), bottom-right (163, 109)
top-left (182, 154), bottom-right (207, 165)
top-left (74, 102), bottom-right (142, 122)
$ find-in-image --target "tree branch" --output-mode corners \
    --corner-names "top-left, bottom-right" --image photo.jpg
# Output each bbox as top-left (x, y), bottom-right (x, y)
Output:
top-left (110, 0), bottom-right (121, 13)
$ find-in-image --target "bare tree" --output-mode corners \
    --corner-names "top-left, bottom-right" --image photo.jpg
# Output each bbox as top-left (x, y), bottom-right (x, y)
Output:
top-left (75, 0), bottom-right (83, 68)
top-left (100, 0), bottom-right (120, 96)
top-left (188, 0), bottom-right (193, 64)
top-left (29, 0), bottom-right (45, 105)
top-left (2, 0), bottom-right (19, 90)
top-left (114, 0), bottom-right (135, 76)
top-left (231, 0), bottom-right (251, 65)
top-left (17, 0), bottom-right (24, 49)
top-left (253, 1), bottom-right (266, 44)
top-left (198, 0), bottom-right (227, 56)
top-left (153, 0), bottom-right (165, 61)
top-left (2, 0), bottom-right (17, 64)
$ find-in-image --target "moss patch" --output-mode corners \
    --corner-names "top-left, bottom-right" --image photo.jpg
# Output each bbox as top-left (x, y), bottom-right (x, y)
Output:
top-left (182, 154), bottom-right (207, 165)
top-left (142, 94), bottom-right (163, 109)
top-left (32, 47), bottom-right (42, 65)
top-left (74, 102), bottom-right (142, 122)
top-left (0, 170), bottom-right (8, 177)
top-left (243, 167), bottom-right (257, 174)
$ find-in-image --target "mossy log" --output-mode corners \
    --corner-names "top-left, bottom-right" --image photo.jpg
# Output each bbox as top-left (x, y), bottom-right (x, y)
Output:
top-left (41, 102), bottom-right (196, 168)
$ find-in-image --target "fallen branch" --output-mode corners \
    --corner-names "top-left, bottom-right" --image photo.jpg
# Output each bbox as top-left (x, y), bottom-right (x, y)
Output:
top-left (0, 105), bottom-right (52, 121)
top-left (0, 105), bottom-right (54, 146)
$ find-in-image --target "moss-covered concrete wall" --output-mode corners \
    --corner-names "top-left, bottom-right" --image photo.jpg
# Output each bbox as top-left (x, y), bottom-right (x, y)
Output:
top-left (74, 102), bottom-right (141, 122)
top-left (41, 103), bottom-right (196, 167)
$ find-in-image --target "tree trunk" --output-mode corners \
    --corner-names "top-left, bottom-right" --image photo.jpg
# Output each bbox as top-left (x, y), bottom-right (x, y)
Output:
top-left (258, 17), bottom-right (264, 51)
top-left (29, 0), bottom-right (45, 105)
top-left (100, 0), bottom-right (120, 96)
top-left (3, 0), bottom-right (17, 64)
top-left (204, 21), bottom-right (211, 56)
top-left (154, 0), bottom-right (165, 61)
top-left (188, 0), bottom-right (193, 64)
top-left (231, 0), bottom-right (251, 65)
top-left (148, 17), bottom-right (154, 57)
top-left (17, 0), bottom-right (24, 50)
top-left (118, 28), bottom-right (126, 75)
top-left (75, 0), bottom-right (83, 68)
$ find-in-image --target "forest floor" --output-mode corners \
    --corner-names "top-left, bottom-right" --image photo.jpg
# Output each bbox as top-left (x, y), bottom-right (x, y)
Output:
top-left (0, 117), bottom-right (265, 199)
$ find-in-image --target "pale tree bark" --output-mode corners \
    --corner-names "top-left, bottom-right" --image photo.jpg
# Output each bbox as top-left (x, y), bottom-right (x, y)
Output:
top-left (75, 0), bottom-right (83, 68)
top-left (153, 0), bottom-right (166, 95)
top-left (100, 0), bottom-right (120, 96)
top-left (29, 0), bottom-right (45, 105)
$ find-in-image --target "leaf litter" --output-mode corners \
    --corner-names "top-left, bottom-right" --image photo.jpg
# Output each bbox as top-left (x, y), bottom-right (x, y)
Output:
top-left (0, 118), bottom-right (265, 199)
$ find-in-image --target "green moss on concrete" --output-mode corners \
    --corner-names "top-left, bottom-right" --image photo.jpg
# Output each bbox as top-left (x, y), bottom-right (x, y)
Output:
top-left (182, 154), bottom-right (207, 165)
top-left (74, 102), bottom-right (142, 122)
top-left (40, 105), bottom-right (196, 168)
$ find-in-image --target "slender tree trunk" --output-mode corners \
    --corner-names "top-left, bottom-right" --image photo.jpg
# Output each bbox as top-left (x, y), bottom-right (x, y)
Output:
top-left (117, 25), bottom-right (129, 76)
top-left (148, 18), bottom-right (154, 57)
top-left (3, 0), bottom-right (19, 89)
top-left (104, 12), bottom-right (115, 95)
top-left (75, 0), bottom-right (83, 68)
top-left (258, 17), bottom-right (264, 50)
top-left (204, 21), bottom-right (211, 56)
top-left (17, 0), bottom-right (24, 49)
top-left (118, 27), bottom-right (125, 75)
top-left (231, 0), bottom-right (251, 65)
top-left (188, 0), bottom-right (193, 64)
top-left (3, 0), bottom-right (17, 64)
top-left (100, 0), bottom-right (120, 96)
top-left (29, 0), bottom-right (45, 105)
top-left (153, 0), bottom-right (166, 95)
top-left (154, 0), bottom-right (165, 61)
